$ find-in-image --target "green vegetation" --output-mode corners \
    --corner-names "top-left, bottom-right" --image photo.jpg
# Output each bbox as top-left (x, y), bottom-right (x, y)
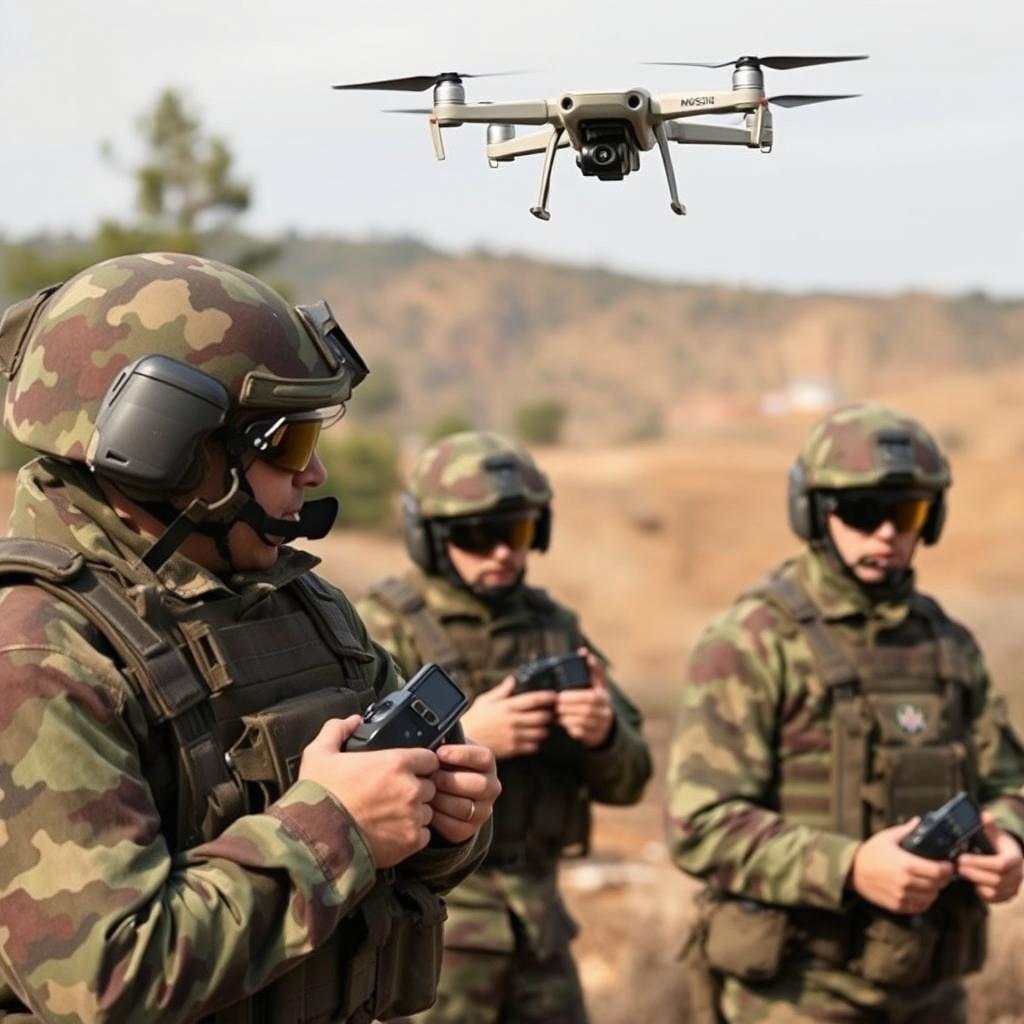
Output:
top-left (515, 398), bottom-right (568, 445)
top-left (353, 359), bottom-right (401, 417)
top-left (316, 429), bottom-right (400, 529)
top-left (425, 411), bottom-right (475, 443)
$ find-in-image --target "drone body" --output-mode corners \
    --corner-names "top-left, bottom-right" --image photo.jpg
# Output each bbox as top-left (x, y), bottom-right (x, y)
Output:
top-left (334, 56), bottom-right (866, 220)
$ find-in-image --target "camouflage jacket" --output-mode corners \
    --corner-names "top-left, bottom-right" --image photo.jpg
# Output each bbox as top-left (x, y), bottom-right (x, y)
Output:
top-left (666, 548), bottom-right (1024, 911)
top-left (0, 459), bottom-right (489, 1022)
top-left (357, 569), bottom-right (651, 952)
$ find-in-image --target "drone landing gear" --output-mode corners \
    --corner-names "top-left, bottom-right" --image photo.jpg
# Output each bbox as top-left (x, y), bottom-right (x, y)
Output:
top-left (654, 121), bottom-right (686, 216)
top-left (429, 118), bottom-right (446, 160)
top-left (530, 126), bottom-right (565, 221)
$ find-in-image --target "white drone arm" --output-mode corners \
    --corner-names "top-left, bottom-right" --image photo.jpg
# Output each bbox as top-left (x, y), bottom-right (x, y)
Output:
top-left (486, 127), bottom-right (570, 163)
top-left (651, 88), bottom-right (761, 121)
top-left (434, 99), bottom-right (552, 126)
top-left (664, 120), bottom-right (755, 146)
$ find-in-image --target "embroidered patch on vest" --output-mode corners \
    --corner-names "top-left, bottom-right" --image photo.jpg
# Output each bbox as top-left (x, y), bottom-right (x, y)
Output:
top-left (896, 703), bottom-right (927, 735)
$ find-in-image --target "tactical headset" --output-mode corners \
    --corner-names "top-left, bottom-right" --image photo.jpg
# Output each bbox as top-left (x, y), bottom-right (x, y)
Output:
top-left (85, 300), bottom-right (368, 570)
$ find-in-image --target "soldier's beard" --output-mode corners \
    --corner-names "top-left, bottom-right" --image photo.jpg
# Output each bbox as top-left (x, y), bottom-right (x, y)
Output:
top-left (436, 546), bottom-right (525, 605)
top-left (468, 575), bottom-right (525, 607)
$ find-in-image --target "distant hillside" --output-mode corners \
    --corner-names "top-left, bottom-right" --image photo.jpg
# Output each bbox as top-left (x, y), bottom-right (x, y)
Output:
top-left (4, 233), bottom-right (1022, 444)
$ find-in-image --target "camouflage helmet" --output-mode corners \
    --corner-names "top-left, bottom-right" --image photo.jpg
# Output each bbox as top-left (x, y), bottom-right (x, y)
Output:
top-left (408, 430), bottom-right (553, 517)
top-left (788, 402), bottom-right (951, 544)
top-left (403, 431), bottom-right (553, 574)
top-left (0, 252), bottom-right (366, 491)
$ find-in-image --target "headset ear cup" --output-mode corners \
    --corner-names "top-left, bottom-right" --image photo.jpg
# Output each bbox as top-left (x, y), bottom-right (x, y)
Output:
top-left (787, 461), bottom-right (815, 541)
top-left (401, 492), bottom-right (436, 573)
top-left (922, 491), bottom-right (947, 545)
top-left (533, 506), bottom-right (552, 552)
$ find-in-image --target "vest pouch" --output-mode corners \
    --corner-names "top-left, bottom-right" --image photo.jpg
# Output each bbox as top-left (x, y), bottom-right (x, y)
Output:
top-left (855, 911), bottom-right (940, 988)
top-left (369, 878), bottom-right (447, 1019)
top-left (228, 687), bottom-right (367, 802)
top-left (934, 881), bottom-right (988, 978)
top-left (703, 898), bottom-right (788, 982)
top-left (869, 744), bottom-right (966, 829)
top-left (334, 881), bottom-right (391, 1023)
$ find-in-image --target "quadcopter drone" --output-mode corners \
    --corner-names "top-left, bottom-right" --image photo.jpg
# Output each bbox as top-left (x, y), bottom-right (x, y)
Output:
top-left (333, 55), bottom-right (866, 220)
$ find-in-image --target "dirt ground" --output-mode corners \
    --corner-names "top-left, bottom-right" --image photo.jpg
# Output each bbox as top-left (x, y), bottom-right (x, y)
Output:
top-left (3, 397), bottom-right (1023, 1021)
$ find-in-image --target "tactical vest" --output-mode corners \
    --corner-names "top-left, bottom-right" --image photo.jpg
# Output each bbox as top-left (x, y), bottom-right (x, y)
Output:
top-left (368, 576), bottom-right (591, 868)
top-left (0, 540), bottom-right (445, 1024)
top-left (756, 573), bottom-right (978, 837)
top-left (696, 572), bottom-right (987, 991)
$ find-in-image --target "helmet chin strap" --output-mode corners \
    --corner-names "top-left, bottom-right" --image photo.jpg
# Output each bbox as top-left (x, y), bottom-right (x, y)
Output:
top-left (139, 460), bottom-right (338, 573)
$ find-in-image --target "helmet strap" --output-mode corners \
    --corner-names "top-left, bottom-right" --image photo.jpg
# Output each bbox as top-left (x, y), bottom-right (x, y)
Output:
top-left (139, 455), bottom-right (338, 573)
top-left (140, 469), bottom-right (246, 572)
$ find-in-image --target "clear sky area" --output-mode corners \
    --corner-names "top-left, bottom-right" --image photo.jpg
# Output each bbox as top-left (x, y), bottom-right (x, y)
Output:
top-left (2, 0), bottom-right (1022, 296)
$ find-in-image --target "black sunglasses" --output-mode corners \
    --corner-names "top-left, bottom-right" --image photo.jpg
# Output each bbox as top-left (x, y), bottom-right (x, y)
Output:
top-left (443, 511), bottom-right (539, 554)
top-left (827, 493), bottom-right (932, 535)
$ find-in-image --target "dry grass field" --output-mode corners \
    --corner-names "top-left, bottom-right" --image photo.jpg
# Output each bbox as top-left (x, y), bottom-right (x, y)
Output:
top-left (2, 374), bottom-right (1023, 1021)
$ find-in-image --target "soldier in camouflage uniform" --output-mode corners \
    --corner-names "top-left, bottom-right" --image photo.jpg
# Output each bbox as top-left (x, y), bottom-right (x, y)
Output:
top-left (0, 253), bottom-right (501, 1023)
top-left (666, 403), bottom-right (1024, 1023)
top-left (356, 431), bottom-right (652, 1024)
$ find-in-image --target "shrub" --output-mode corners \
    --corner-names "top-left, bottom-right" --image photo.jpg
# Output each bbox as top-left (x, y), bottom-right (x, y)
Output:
top-left (316, 429), bottom-right (400, 529)
top-left (425, 410), bottom-right (475, 443)
top-left (354, 359), bottom-right (401, 417)
top-left (515, 398), bottom-right (568, 445)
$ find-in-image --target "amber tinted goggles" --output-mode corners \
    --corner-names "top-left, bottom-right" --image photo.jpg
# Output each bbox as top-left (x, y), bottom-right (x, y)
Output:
top-left (827, 492), bottom-right (932, 534)
top-left (443, 510), bottom-right (539, 554)
top-left (241, 408), bottom-right (342, 472)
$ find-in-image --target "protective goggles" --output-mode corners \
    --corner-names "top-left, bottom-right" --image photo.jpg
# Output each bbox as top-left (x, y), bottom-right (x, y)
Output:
top-left (443, 510), bottom-right (539, 554)
top-left (239, 407), bottom-right (343, 472)
top-left (827, 492), bottom-right (932, 535)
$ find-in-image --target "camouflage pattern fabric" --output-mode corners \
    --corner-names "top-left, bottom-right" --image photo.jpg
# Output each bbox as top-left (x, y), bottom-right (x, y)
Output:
top-left (666, 547), bottom-right (1024, 1018)
top-left (2, 252), bottom-right (348, 468)
top-left (360, 569), bottom-right (652, 1024)
top-left (718, 973), bottom-right (967, 1023)
top-left (797, 403), bottom-right (950, 492)
top-left (405, 939), bottom-right (587, 1024)
top-left (407, 432), bottom-right (552, 518)
top-left (0, 458), bottom-right (488, 1022)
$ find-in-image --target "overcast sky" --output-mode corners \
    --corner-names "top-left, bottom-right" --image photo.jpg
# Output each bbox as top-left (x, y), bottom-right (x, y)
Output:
top-left (2, 0), bottom-right (1022, 296)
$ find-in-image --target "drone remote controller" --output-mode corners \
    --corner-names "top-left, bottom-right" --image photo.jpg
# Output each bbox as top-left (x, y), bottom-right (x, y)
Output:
top-left (514, 653), bottom-right (591, 694)
top-left (899, 792), bottom-right (996, 861)
top-left (344, 663), bottom-right (468, 752)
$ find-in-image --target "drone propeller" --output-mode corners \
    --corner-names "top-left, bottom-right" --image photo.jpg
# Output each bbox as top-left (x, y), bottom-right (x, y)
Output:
top-left (647, 55), bottom-right (867, 71)
top-left (382, 108), bottom-right (435, 114)
top-left (333, 71), bottom-right (526, 92)
top-left (717, 91), bottom-right (861, 126)
top-left (767, 93), bottom-right (860, 107)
